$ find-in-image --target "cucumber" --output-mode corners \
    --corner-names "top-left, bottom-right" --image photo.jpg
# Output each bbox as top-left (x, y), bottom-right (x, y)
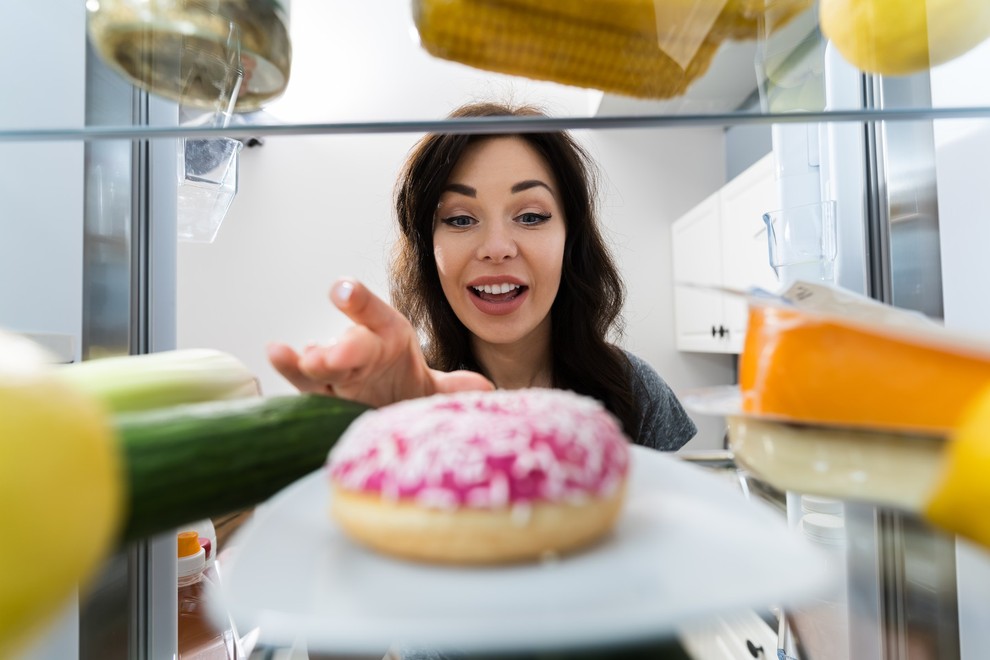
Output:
top-left (114, 394), bottom-right (371, 542)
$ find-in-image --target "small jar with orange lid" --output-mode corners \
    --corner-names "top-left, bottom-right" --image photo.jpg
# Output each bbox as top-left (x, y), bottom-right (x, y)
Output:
top-left (177, 530), bottom-right (233, 659)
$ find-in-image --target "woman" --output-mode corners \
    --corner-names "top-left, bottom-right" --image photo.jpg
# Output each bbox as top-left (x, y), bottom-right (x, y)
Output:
top-left (268, 102), bottom-right (696, 451)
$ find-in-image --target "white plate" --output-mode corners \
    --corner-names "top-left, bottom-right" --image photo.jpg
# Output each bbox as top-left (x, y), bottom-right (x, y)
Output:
top-left (211, 446), bottom-right (832, 655)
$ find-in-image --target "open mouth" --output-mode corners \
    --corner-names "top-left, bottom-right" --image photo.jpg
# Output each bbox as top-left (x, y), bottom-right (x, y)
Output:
top-left (469, 283), bottom-right (527, 303)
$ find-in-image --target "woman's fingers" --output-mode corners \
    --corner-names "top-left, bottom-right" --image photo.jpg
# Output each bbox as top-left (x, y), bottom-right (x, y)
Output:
top-left (270, 333), bottom-right (491, 406)
top-left (330, 278), bottom-right (405, 334)
top-left (268, 278), bottom-right (436, 406)
top-left (266, 342), bottom-right (331, 394)
top-left (297, 325), bottom-right (381, 384)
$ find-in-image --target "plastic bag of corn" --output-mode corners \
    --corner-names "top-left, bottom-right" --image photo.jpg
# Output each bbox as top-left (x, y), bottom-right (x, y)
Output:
top-left (413, 0), bottom-right (812, 100)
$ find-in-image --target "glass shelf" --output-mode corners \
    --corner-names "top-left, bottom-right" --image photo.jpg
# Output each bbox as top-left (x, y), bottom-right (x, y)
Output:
top-left (4, 105), bottom-right (990, 143)
top-left (5, 1), bottom-right (990, 140)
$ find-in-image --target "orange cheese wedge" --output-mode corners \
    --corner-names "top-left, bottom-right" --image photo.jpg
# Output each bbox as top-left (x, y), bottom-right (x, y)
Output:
top-left (739, 304), bottom-right (990, 435)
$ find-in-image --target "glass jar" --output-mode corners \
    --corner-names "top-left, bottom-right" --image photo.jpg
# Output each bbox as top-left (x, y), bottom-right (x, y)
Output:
top-left (86, 0), bottom-right (291, 113)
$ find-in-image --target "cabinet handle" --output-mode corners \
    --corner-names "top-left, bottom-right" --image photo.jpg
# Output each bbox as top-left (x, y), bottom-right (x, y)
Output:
top-left (717, 325), bottom-right (727, 338)
top-left (745, 639), bottom-right (765, 658)
top-left (711, 325), bottom-right (718, 337)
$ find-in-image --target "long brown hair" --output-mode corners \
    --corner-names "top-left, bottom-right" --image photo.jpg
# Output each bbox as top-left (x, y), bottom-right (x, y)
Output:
top-left (390, 102), bottom-right (639, 436)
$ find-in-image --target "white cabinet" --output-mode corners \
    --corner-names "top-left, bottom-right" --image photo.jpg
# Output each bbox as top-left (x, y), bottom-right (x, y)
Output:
top-left (671, 153), bottom-right (779, 353)
top-left (671, 192), bottom-right (727, 351)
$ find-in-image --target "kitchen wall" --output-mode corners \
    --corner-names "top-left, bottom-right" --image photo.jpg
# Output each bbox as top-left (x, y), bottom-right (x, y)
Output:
top-left (176, 131), bottom-right (409, 388)
top-left (587, 127), bottom-right (735, 448)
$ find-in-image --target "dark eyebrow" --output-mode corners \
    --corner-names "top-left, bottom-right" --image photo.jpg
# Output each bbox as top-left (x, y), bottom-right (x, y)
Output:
top-left (441, 183), bottom-right (476, 197)
top-left (511, 179), bottom-right (553, 194)
top-left (441, 180), bottom-right (553, 197)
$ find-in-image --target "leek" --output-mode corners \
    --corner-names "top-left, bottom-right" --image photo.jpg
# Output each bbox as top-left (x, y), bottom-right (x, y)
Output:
top-left (58, 349), bottom-right (261, 413)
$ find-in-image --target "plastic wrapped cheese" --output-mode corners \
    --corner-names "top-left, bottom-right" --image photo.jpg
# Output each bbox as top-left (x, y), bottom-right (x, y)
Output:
top-left (726, 382), bottom-right (990, 551)
top-left (738, 282), bottom-right (990, 435)
top-left (727, 415), bottom-right (945, 511)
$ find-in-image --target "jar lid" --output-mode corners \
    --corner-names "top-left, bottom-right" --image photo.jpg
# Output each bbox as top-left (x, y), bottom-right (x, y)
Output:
top-left (87, 1), bottom-right (291, 113)
top-left (177, 531), bottom-right (200, 558)
top-left (177, 530), bottom-right (205, 578)
top-left (801, 495), bottom-right (844, 516)
top-left (800, 512), bottom-right (846, 546)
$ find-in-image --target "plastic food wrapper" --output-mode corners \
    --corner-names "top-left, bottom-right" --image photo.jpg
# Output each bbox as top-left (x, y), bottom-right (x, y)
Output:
top-left (717, 380), bottom-right (990, 553)
top-left (412, 0), bottom-right (812, 100)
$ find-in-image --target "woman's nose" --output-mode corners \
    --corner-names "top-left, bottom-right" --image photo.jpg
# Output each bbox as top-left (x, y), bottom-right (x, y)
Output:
top-left (476, 220), bottom-right (518, 262)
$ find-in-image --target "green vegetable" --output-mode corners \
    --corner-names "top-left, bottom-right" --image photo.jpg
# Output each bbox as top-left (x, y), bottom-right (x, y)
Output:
top-left (115, 394), bottom-right (371, 542)
top-left (57, 349), bottom-right (261, 413)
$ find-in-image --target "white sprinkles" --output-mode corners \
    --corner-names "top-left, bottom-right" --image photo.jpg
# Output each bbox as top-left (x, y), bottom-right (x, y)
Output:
top-left (327, 388), bottom-right (631, 510)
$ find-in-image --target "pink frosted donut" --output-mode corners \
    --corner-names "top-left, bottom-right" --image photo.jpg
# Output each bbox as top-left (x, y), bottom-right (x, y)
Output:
top-left (326, 388), bottom-right (631, 564)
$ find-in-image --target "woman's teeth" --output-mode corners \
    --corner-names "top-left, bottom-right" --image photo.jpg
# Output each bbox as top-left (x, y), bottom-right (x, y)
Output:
top-left (472, 283), bottom-right (521, 294)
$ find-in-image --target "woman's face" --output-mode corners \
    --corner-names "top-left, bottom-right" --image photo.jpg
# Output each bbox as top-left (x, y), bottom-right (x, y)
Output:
top-left (433, 137), bottom-right (566, 349)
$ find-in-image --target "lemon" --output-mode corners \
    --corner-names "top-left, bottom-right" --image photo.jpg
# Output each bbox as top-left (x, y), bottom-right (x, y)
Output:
top-left (0, 331), bottom-right (122, 657)
top-left (820, 0), bottom-right (990, 76)
top-left (924, 382), bottom-right (990, 549)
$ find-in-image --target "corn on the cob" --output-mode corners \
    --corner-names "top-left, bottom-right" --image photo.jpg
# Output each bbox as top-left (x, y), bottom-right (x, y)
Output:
top-left (413, 0), bottom-right (812, 99)
top-left (466, 0), bottom-right (807, 41)
top-left (57, 348), bottom-right (261, 413)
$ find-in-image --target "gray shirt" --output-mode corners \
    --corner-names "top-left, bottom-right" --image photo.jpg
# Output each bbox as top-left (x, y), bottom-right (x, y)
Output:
top-left (452, 350), bottom-right (697, 452)
top-left (624, 350), bottom-right (697, 451)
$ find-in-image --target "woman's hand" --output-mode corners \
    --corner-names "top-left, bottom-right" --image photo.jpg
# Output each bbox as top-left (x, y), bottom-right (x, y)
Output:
top-left (267, 278), bottom-right (493, 408)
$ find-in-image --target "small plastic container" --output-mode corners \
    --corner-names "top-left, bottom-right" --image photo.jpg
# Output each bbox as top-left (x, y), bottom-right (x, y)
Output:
top-left (763, 200), bottom-right (838, 285)
top-left (800, 512), bottom-right (846, 549)
top-left (801, 494), bottom-right (844, 517)
top-left (790, 511), bottom-right (850, 660)
top-left (177, 530), bottom-right (234, 659)
top-left (177, 136), bottom-right (242, 244)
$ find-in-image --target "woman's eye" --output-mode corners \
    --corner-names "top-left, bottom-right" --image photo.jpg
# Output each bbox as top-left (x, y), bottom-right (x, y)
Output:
top-left (518, 212), bottom-right (552, 226)
top-left (441, 215), bottom-right (476, 228)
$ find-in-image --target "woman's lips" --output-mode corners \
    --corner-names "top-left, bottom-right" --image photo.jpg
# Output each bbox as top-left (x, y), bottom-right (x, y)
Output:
top-left (467, 285), bottom-right (529, 316)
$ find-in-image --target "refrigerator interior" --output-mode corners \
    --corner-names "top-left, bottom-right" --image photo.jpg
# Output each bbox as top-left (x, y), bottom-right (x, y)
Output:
top-left (4, 3), bottom-right (990, 659)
